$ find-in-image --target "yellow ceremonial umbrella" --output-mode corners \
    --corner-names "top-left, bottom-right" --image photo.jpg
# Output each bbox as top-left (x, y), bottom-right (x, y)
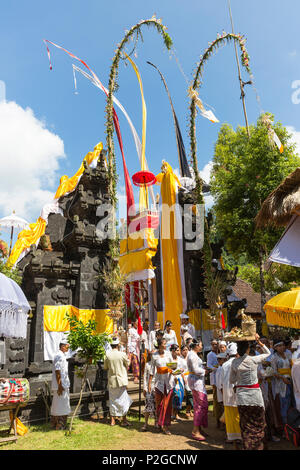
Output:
top-left (264, 287), bottom-right (300, 329)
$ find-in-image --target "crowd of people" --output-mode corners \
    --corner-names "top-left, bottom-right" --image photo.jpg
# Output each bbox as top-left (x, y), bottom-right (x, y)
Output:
top-left (50, 313), bottom-right (300, 450)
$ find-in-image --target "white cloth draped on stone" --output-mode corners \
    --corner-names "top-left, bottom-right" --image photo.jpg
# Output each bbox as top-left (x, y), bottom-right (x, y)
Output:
top-left (44, 330), bottom-right (75, 361)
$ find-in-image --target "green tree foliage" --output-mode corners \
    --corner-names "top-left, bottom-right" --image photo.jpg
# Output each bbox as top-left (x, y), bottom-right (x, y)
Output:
top-left (226, 261), bottom-right (300, 296)
top-left (211, 115), bottom-right (300, 263)
top-left (65, 313), bottom-right (111, 435)
top-left (0, 260), bottom-right (22, 284)
top-left (0, 233), bottom-right (22, 284)
top-left (66, 313), bottom-right (111, 365)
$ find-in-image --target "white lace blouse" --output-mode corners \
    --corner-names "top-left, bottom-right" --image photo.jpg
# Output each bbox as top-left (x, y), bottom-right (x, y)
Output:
top-left (229, 345), bottom-right (271, 408)
top-left (163, 329), bottom-right (178, 349)
top-left (150, 350), bottom-right (174, 394)
top-left (186, 350), bottom-right (206, 394)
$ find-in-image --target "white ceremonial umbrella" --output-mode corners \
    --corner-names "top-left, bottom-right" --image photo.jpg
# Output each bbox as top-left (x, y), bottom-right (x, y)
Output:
top-left (0, 272), bottom-right (31, 339)
top-left (0, 211), bottom-right (29, 256)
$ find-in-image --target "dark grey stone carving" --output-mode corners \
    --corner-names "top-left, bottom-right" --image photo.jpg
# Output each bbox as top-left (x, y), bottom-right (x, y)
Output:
top-left (2, 150), bottom-right (112, 409)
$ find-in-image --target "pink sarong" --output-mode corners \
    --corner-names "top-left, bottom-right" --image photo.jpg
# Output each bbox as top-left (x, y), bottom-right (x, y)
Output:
top-left (192, 390), bottom-right (208, 428)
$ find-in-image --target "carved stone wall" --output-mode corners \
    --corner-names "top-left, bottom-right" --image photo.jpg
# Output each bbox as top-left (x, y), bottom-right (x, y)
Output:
top-left (4, 150), bottom-right (112, 398)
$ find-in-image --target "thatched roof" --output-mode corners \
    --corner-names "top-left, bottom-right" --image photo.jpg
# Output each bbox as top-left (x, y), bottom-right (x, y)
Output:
top-left (255, 167), bottom-right (300, 227)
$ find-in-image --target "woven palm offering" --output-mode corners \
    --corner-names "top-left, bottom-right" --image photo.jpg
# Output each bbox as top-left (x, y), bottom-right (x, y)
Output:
top-left (224, 312), bottom-right (256, 341)
top-left (117, 326), bottom-right (127, 347)
top-left (241, 312), bottom-right (256, 337)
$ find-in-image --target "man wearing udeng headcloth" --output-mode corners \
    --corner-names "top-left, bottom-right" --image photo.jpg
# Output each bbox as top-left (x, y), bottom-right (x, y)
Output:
top-left (50, 339), bottom-right (71, 430)
top-left (103, 337), bottom-right (132, 427)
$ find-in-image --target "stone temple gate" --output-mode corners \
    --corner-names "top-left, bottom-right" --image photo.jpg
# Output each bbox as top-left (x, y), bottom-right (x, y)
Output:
top-left (0, 149), bottom-right (113, 422)
top-left (0, 147), bottom-right (238, 423)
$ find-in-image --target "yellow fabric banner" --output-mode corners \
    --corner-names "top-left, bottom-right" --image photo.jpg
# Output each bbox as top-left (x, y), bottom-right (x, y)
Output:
top-left (43, 305), bottom-right (113, 335)
top-left (156, 162), bottom-right (183, 344)
top-left (119, 227), bottom-right (158, 279)
top-left (187, 308), bottom-right (228, 331)
top-left (120, 228), bottom-right (158, 255)
top-left (125, 54), bottom-right (148, 210)
top-left (55, 142), bottom-right (103, 199)
top-left (119, 247), bottom-right (157, 276)
top-left (155, 309), bottom-right (228, 339)
top-left (7, 142), bottom-right (103, 268)
top-left (157, 311), bottom-right (164, 329)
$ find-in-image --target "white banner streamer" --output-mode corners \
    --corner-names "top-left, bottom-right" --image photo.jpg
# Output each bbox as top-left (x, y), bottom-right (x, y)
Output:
top-left (72, 64), bottom-right (155, 206)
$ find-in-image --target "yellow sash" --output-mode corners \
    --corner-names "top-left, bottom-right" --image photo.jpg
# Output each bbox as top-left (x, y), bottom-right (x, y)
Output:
top-left (278, 368), bottom-right (291, 376)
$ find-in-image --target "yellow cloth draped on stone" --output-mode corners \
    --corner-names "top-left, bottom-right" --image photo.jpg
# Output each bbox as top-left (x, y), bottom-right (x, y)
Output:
top-left (54, 142), bottom-right (103, 199)
top-left (6, 142), bottom-right (103, 267)
top-left (156, 162), bottom-right (183, 344)
top-left (7, 217), bottom-right (47, 267)
top-left (43, 305), bottom-right (113, 335)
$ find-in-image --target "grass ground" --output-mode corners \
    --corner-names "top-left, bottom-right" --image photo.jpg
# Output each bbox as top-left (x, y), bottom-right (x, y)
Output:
top-left (0, 411), bottom-right (296, 451)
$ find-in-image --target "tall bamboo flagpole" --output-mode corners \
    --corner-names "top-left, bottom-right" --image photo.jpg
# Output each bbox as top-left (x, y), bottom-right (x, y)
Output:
top-left (228, 0), bottom-right (250, 137)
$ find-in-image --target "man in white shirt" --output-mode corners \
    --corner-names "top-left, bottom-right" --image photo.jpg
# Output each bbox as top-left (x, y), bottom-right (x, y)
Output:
top-left (50, 339), bottom-right (71, 430)
top-left (292, 340), bottom-right (300, 362)
top-left (215, 352), bottom-right (227, 425)
top-left (141, 320), bottom-right (150, 352)
top-left (128, 320), bottom-right (141, 384)
top-left (180, 313), bottom-right (196, 340)
top-left (292, 358), bottom-right (300, 412)
top-left (207, 340), bottom-right (221, 427)
top-left (220, 342), bottom-right (241, 445)
top-left (149, 321), bottom-right (161, 352)
top-left (104, 337), bottom-right (132, 426)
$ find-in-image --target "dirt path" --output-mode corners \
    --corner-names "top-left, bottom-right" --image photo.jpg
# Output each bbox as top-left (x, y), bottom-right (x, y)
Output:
top-left (111, 412), bottom-right (296, 451)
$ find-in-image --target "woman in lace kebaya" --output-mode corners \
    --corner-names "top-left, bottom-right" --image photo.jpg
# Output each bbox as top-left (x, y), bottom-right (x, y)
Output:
top-left (187, 339), bottom-right (209, 441)
top-left (148, 338), bottom-right (174, 435)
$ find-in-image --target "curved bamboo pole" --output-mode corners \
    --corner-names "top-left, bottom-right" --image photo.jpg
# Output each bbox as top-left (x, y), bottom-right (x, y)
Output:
top-left (188, 33), bottom-right (252, 324)
top-left (189, 32), bottom-right (251, 204)
top-left (105, 17), bottom-right (173, 210)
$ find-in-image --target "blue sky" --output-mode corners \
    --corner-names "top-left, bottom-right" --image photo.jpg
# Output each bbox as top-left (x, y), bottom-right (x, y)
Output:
top-left (0, 0), bottom-right (300, 242)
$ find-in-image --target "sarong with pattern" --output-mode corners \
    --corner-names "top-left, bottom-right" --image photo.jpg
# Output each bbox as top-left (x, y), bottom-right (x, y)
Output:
top-left (143, 390), bottom-right (156, 417)
top-left (129, 353), bottom-right (140, 379)
top-left (192, 390), bottom-right (208, 428)
top-left (238, 405), bottom-right (266, 450)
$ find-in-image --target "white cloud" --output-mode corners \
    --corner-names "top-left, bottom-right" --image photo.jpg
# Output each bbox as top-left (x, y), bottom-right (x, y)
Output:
top-left (0, 101), bottom-right (65, 222)
top-left (200, 160), bottom-right (213, 184)
top-left (286, 126), bottom-right (300, 156)
top-left (288, 50), bottom-right (297, 58)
